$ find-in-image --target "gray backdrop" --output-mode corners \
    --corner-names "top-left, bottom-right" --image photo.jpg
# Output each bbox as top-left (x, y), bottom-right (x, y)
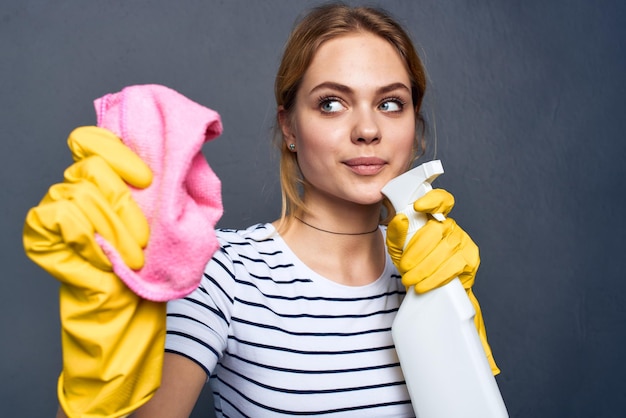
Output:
top-left (2, 1), bottom-right (625, 417)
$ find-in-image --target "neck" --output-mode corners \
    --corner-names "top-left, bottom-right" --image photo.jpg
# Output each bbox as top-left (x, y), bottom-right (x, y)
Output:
top-left (276, 215), bottom-right (386, 286)
top-left (294, 190), bottom-right (384, 236)
top-left (273, 198), bottom-right (386, 286)
top-left (293, 215), bottom-right (379, 236)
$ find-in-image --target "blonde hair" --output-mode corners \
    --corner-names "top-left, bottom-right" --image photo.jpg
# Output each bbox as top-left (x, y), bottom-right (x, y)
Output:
top-left (274, 3), bottom-right (427, 225)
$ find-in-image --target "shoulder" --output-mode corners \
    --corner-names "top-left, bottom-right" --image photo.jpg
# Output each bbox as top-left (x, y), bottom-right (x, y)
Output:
top-left (205, 223), bottom-right (290, 281)
top-left (216, 223), bottom-right (278, 248)
top-left (213, 223), bottom-right (282, 263)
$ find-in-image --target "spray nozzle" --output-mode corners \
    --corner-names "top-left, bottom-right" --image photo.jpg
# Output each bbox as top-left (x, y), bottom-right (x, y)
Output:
top-left (381, 160), bottom-right (446, 248)
top-left (382, 160), bottom-right (445, 212)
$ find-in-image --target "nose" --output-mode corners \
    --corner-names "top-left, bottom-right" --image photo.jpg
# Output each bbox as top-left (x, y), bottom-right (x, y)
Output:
top-left (350, 108), bottom-right (380, 144)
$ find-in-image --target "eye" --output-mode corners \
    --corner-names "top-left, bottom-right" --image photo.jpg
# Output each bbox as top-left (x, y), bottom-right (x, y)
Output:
top-left (319, 97), bottom-right (345, 113)
top-left (379, 98), bottom-right (405, 112)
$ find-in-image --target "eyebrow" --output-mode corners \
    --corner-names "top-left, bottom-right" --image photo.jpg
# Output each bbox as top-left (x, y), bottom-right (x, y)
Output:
top-left (308, 81), bottom-right (411, 96)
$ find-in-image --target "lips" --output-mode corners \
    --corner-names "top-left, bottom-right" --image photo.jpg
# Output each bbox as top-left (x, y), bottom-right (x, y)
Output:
top-left (343, 157), bottom-right (386, 175)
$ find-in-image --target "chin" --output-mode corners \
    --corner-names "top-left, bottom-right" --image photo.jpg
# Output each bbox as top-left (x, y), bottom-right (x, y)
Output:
top-left (351, 193), bottom-right (386, 207)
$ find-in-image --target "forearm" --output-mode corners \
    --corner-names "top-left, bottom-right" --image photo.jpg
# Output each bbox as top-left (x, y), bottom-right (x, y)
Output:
top-left (130, 353), bottom-right (207, 418)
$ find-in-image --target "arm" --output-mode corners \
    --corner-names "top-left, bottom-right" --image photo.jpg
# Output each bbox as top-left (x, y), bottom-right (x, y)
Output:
top-left (27, 127), bottom-right (201, 418)
top-left (132, 353), bottom-right (207, 418)
top-left (56, 353), bottom-right (206, 418)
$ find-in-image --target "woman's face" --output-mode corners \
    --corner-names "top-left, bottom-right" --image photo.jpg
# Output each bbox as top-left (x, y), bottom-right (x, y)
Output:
top-left (281, 32), bottom-right (417, 208)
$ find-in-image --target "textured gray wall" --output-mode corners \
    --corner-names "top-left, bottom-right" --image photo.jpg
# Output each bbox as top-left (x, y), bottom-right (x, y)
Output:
top-left (2, 1), bottom-right (625, 417)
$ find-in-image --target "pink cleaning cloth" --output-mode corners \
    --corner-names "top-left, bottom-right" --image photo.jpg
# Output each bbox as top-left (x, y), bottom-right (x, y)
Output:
top-left (93, 84), bottom-right (223, 301)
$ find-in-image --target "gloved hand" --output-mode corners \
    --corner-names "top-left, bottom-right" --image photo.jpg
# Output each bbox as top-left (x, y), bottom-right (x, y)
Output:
top-left (386, 189), bottom-right (500, 375)
top-left (23, 126), bottom-right (166, 417)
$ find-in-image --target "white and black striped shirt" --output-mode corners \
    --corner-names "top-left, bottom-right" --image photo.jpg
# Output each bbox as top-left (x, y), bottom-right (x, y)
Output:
top-left (165, 223), bottom-right (414, 417)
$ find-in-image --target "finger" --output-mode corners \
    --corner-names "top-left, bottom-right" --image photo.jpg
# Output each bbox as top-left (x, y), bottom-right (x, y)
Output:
top-left (413, 188), bottom-right (455, 216)
top-left (42, 182), bottom-right (145, 270)
top-left (456, 236), bottom-right (480, 287)
top-left (405, 220), bottom-right (479, 292)
top-left (409, 241), bottom-right (479, 293)
top-left (410, 251), bottom-right (468, 293)
top-left (64, 156), bottom-right (150, 248)
top-left (67, 126), bottom-right (152, 189)
top-left (386, 213), bottom-right (409, 264)
top-left (397, 217), bottom-right (452, 273)
top-left (441, 219), bottom-right (480, 286)
top-left (401, 234), bottom-right (463, 291)
top-left (24, 200), bottom-right (112, 275)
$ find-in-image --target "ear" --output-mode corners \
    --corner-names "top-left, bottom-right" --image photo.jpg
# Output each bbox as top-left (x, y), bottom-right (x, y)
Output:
top-left (278, 106), bottom-right (296, 145)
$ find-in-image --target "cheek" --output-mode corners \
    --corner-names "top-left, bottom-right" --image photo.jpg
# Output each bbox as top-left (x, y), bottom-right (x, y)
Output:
top-left (292, 120), bottom-right (325, 174)
top-left (295, 115), bottom-right (343, 154)
top-left (390, 120), bottom-right (417, 160)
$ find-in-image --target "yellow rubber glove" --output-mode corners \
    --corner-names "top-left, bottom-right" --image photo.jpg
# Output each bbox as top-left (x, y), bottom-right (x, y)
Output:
top-left (386, 189), bottom-right (500, 375)
top-left (23, 126), bottom-right (166, 418)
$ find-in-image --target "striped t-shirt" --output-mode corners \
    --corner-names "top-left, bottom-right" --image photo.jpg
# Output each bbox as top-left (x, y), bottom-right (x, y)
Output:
top-left (165, 223), bottom-right (414, 417)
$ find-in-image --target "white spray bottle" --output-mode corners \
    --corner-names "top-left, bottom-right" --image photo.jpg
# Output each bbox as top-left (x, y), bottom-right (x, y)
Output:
top-left (382, 160), bottom-right (508, 418)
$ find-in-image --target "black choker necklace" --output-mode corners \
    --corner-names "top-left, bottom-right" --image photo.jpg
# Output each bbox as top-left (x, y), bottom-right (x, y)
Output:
top-left (294, 216), bottom-right (379, 236)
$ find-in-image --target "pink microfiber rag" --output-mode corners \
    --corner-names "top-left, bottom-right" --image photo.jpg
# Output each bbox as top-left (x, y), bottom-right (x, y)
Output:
top-left (93, 84), bottom-right (223, 301)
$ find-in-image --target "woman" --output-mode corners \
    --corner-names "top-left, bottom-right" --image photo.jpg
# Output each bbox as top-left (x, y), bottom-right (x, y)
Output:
top-left (28, 3), bottom-right (497, 417)
top-left (152, 7), bottom-right (424, 416)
